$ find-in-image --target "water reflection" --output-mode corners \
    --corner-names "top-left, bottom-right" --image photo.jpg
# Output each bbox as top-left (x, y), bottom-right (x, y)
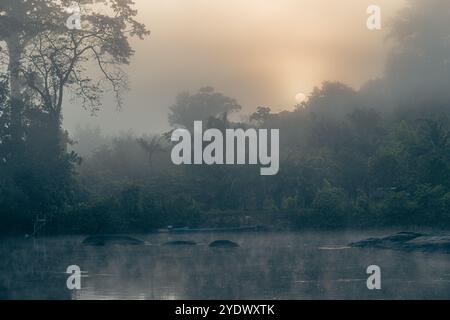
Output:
top-left (1, 231), bottom-right (450, 299)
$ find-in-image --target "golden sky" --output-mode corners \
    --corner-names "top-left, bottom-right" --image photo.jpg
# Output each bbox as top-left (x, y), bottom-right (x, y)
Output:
top-left (65, 0), bottom-right (406, 133)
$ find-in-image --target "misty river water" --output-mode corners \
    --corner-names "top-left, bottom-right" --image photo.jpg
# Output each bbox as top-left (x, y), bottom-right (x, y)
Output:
top-left (1, 230), bottom-right (449, 300)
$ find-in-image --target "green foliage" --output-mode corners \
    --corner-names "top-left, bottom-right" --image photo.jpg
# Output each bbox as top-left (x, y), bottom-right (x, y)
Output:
top-left (6, 84), bottom-right (450, 233)
top-left (312, 184), bottom-right (347, 228)
top-left (62, 99), bottom-right (450, 233)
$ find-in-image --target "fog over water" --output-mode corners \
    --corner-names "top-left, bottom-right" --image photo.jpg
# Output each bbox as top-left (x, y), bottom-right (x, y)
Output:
top-left (2, 231), bottom-right (450, 300)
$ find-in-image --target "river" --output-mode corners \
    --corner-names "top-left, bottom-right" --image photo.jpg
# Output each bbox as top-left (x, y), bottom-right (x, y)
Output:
top-left (1, 230), bottom-right (449, 299)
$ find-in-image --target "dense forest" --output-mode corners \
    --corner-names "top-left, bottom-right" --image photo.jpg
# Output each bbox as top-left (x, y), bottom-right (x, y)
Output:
top-left (2, 0), bottom-right (450, 235)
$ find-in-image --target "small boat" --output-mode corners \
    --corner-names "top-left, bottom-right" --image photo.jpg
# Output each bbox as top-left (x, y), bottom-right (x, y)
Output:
top-left (163, 226), bottom-right (260, 233)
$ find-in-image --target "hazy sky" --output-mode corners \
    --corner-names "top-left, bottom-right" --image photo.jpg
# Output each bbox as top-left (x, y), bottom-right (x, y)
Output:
top-left (63, 0), bottom-right (405, 135)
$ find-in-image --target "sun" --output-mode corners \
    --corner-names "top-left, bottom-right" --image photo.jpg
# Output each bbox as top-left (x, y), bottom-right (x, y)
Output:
top-left (295, 92), bottom-right (307, 104)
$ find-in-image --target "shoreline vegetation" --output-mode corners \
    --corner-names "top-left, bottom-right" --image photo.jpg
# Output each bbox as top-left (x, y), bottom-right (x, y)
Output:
top-left (4, 92), bottom-right (450, 236)
top-left (5, 208), bottom-right (450, 237)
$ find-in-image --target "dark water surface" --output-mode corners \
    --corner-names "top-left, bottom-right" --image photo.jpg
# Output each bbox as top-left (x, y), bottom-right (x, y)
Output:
top-left (1, 231), bottom-right (449, 300)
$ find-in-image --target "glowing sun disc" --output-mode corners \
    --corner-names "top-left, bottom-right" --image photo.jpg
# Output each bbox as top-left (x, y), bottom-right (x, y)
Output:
top-left (295, 92), bottom-right (307, 103)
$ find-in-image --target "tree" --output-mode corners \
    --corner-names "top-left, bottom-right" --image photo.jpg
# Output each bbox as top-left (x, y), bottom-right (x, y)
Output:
top-left (137, 135), bottom-right (165, 170)
top-left (0, 75), bottom-right (9, 158)
top-left (250, 106), bottom-right (272, 126)
top-left (168, 87), bottom-right (241, 129)
top-left (0, 0), bottom-right (59, 144)
top-left (0, 0), bottom-right (149, 151)
top-left (0, 1), bottom-right (149, 234)
top-left (304, 81), bottom-right (361, 120)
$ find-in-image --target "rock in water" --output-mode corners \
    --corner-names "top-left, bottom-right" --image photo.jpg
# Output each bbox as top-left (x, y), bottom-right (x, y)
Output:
top-left (405, 235), bottom-right (450, 252)
top-left (82, 235), bottom-right (144, 246)
top-left (350, 232), bottom-right (422, 248)
top-left (350, 232), bottom-right (450, 253)
top-left (163, 240), bottom-right (197, 246)
top-left (209, 240), bottom-right (239, 248)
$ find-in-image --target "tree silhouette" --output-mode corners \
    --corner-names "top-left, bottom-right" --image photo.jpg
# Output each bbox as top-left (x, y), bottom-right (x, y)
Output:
top-left (168, 87), bottom-right (241, 129)
top-left (0, 0), bottom-right (149, 149)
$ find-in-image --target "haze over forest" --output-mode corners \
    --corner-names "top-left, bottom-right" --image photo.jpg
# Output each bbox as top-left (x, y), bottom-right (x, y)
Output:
top-left (64, 0), bottom-right (405, 135)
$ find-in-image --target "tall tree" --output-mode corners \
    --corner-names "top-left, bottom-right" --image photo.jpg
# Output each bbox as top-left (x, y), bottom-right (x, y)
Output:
top-left (168, 87), bottom-right (241, 129)
top-left (0, 0), bottom-right (58, 144)
top-left (0, 0), bottom-right (149, 151)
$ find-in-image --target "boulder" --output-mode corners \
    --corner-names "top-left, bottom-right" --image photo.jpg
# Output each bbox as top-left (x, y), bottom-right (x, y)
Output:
top-left (209, 240), bottom-right (239, 248)
top-left (350, 232), bottom-right (450, 253)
